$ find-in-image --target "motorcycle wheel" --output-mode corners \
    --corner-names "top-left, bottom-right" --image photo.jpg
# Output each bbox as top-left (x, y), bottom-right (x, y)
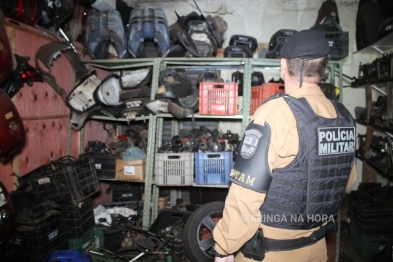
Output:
top-left (184, 201), bottom-right (224, 262)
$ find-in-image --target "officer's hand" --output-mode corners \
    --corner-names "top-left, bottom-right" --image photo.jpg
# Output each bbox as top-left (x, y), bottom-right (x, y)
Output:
top-left (214, 254), bottom-right (235, 262)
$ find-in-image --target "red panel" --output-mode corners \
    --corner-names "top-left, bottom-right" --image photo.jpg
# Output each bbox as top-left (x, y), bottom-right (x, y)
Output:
top-left (17, 118), bottom-right (74, 175)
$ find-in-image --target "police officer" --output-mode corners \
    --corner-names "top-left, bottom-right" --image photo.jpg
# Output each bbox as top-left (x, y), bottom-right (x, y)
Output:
top-left (212, 29), bottom-right (357, 262)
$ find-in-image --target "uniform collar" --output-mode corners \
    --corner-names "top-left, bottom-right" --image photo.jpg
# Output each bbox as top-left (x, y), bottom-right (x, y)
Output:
top-left (287, 85), bottom-right (325, 98)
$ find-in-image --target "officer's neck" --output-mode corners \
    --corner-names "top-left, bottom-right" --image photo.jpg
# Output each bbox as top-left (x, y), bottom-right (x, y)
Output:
top-left (284, 76), bottom-right (319, 94)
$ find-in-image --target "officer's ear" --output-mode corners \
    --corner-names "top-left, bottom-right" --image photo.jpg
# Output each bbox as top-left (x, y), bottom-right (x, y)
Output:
top-left (279, 58), bottom-right (287, 80)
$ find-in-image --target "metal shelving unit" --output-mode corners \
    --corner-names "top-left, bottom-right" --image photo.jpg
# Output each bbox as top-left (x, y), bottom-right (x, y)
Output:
top-left (81, 57), bottom-right (344, 231)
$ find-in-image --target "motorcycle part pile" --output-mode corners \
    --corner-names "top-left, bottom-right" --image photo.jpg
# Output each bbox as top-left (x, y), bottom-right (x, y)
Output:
top-left (358, 134), bottom-right (393, 173)
top-left (35, 40), bottom-right (154, 129)
top-left (157, 126), bottom-right (240, 157)
top-left (86, 123), bottom-right (148, 158)
top-left (354, 52), bottom-right (393, 86)
top-left (224, 34), bottom-right (257, 58)
top-left (146, 68), bottom-right (224, 118)
top-left (99, 213), bottom-right (186, 261)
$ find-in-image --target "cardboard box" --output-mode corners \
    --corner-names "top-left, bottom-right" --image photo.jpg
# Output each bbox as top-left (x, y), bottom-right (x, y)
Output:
top-left (115, 158), bottom-right (146, 181)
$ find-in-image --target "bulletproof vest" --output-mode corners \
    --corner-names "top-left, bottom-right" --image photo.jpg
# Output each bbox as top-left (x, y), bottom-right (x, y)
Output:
top-left (260, 95), bottom-right (355, 230)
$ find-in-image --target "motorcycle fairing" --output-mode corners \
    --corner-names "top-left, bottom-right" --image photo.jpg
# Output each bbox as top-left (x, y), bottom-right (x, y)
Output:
top-left (128, 8), bottom-right (170, 58)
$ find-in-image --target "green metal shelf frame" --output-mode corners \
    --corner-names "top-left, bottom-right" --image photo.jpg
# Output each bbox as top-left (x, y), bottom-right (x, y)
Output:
top-left (81, 57), bottom-right (345, 231)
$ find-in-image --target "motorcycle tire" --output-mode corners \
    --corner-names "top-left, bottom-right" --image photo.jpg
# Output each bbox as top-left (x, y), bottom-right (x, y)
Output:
top-left (184, 201), bottom-right (225, 262)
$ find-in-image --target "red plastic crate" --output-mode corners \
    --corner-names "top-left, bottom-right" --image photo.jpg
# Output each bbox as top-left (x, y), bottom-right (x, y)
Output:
top-left (250, 83), bottom-right (285, 115)
top-left (199, 82), bottom-right (238, 115)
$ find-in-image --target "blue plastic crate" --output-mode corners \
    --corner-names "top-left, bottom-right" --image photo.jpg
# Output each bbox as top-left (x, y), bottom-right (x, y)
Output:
top-left (195, 151), bottom-right (233, 185)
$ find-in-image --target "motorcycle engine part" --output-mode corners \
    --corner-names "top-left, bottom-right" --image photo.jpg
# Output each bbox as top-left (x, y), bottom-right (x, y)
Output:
top-left (229, 34), bottom-right (258, 53)
top-left (128, 8), bottom-right (170, 58)
top-left (265, 29), bottom-right (297, 58)
top-left (224, 45), bottom-right (253, 58)
top-left (35, 41), bottom-right (90, 101)
top-left (119, 85), bottom-right (151, 101)
top-left (0, 19), bottom-right (12, 86)
top-left (0, 89), bottom-right (25, 162)
top-left (121, 67), bottom-right (152, 89)
top-left (171, 135), bottom-right (184, 152)
top-left (37, 0), bottom-right (74, 27)
top-left (188, 30), bottom-right (217, 57)
top-left (66, 71), bottom-right (101, 113)
top-left (251, 71), bottom-right (265, 86)
top-left (96, 74), bottom-right (123, 106)
top-left (0, 181), bottom-right (15, 244)
top-left (84, 9), bottom-right (128, 59)
top-left (145, 99), bottom-right (169, 115)
top-left (156, 69), bottom-right (192, 99)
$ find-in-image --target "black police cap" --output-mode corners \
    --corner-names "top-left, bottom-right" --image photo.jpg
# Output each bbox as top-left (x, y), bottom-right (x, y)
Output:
top-left (279, 29), bottom-right (330, 60)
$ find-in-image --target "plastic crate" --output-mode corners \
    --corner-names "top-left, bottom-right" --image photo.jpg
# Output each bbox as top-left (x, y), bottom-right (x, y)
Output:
top-left (79, 153), bottom-right (117, 179)
top-left (110, 183), bottom-right (143, 202)
top-left (21, 157), bottom-right (100, 205)
top-left (250, 83), bottom-right (285, 115)
top-left (95, 226), bottom-right (109, 248)
top-left (59, 198), bottom-right (96, 239)
top-left (154, 152), bottom-right (194, 186)
top-left (322, 31), bottom-right (349, 60)
top-left (199, 82), bottom-right (238, 115)
top-left (0, 214), bottom-right (69, 262)
top-left (351, 223), bottom-right (393, 260)
top-left (68, 227), bottom-right (97, 252)
top-left (195, 151), bottom-right (233, 185)
top-left (43, 250), bottom-right (92, 262)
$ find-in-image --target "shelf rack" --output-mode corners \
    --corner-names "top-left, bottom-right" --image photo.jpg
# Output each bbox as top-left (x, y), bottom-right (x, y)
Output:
top-left (81, 57), bottom-right (344, 230)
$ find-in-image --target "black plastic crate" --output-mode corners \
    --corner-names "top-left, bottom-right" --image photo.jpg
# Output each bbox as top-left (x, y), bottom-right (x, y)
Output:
top-left (10, 190), bottom-right (59, 227)
top-left (109, 183), bottom-right (143, 202)
top-left (0, 214), bottom-right (68, 262)
top-left (79, 153), bottom-right (117, 179)
top-left (351, 222), bottom-right (393, 260)
top-left (20, 157), bottom-right (100, 205)
top-left (59, 198), bottom-right (95, 239)
top-left (322, 31), bottom-right (349, 60)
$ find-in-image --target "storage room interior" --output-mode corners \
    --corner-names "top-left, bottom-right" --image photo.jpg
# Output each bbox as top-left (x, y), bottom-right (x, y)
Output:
top-left (0, 0), bottom-right (392, 261)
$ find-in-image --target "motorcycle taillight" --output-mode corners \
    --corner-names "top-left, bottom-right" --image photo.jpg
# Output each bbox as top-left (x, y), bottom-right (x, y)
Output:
top-left (0, 22), bottom-right (12, 85)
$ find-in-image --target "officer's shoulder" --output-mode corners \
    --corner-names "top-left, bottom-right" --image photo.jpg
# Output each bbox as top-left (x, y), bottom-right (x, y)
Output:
top-left (252, 97), bottom-right (288, 123)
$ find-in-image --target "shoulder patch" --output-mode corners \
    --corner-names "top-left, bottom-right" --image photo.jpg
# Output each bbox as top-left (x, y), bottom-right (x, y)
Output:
top-left (240, 129), bottom-right (263, 159)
